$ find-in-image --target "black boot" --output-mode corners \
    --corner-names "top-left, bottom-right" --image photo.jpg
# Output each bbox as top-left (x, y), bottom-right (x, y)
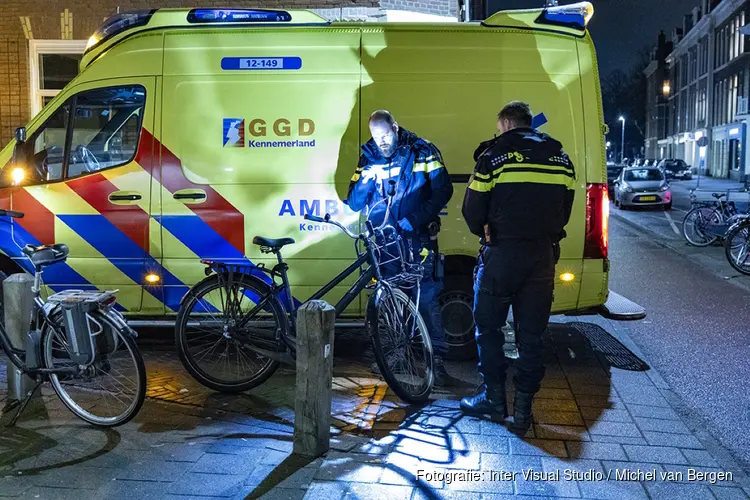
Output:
top-left (434, 355), bottom-right (450, 387)
top-left (460, 385), bottom-right (508, 421)
top-left (510, 390), bottom-right (534, 435)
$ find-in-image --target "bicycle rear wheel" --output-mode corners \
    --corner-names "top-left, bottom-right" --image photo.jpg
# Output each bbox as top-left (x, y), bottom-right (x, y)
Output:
top-left (175, 273), bottom-right (286, 393)
top-left (725, 224), bottom-right (750, 275)
top-left (682, 207), bottom-right (721, 246)
top-left (368, 286), bottom-right (434, 403)
top-left (44, 309), bottom-right (146, 427)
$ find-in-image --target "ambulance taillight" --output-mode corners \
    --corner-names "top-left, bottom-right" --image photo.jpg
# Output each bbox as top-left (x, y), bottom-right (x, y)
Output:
top-left (584, 183), bottom-right (609, 259)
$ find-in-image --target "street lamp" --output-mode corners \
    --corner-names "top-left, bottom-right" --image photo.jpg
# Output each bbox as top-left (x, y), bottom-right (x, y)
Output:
top-left (619, 116), bottom-right (626, 164)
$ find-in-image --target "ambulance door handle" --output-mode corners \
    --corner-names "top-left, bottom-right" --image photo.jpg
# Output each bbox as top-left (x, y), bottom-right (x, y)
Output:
top-left (173, 189), bottom-right (207, 203)
top-left (109, 191), bottom-right (142, 204)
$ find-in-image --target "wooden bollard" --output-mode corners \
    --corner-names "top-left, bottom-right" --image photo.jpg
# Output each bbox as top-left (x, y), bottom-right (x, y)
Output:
top-left (293, 300), bottom-right (335, 457)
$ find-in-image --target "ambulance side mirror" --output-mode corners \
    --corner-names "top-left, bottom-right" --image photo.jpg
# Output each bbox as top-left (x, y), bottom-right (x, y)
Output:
top-left (15, 127), bottom-right (26, 144)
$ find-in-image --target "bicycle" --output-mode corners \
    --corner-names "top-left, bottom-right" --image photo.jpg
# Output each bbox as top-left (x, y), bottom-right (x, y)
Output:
top-left (0, 209), bottom-right (146, 427)
top-left (174, 181), bottom-right (435, 403)
top-left (681, 191), bottom-right (742, 247)
top-left (724, 215), bottom-right (750, 275)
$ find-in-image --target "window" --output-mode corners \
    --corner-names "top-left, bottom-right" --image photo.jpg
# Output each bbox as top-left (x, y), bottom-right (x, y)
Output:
top-left (29, 40), bottom-right (87, 117)
top-left (6, 85), bottom-right (146, 186)
top-left (624, 168), bottom-right (664, 181)
top-left (67, 86), bottom-right (147, 179)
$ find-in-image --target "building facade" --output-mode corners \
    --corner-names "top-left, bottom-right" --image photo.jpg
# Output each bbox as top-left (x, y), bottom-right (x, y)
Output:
top-left (644, 32), bottom-right (673, 159)
top-left (654, 0), bottom-right (750, 180)
top-left (0, 1), bottom-right (459, 147)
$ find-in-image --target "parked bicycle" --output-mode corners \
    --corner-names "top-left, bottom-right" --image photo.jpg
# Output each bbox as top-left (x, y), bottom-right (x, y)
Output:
top-left (174, 180), bottom-right (434, 403)
top-left (0, 209), bottom-right (146, 427)
top-left (681, 191), bottom-right (743, 247)
top-left (724, 215), bottom-right (750, 275)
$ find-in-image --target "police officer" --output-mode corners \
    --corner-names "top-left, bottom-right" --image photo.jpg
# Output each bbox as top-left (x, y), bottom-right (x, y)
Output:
top-left (346, 110), bottom-right (454, 385)
top-left (460, 101), bottom-right (575, 433)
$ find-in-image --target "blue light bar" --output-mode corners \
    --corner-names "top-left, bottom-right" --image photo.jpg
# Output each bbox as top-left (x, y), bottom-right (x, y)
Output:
top-left (187, 9), bottom-right (292, 23)
top-left (535, 2), bottom-right (594, 31)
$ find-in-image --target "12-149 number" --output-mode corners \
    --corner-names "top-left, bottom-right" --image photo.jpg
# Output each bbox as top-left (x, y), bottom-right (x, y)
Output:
top-left (239, 58), bottom-right (282, 69)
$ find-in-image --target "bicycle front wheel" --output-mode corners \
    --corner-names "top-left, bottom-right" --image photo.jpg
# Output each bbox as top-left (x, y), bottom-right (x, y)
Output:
top-left (682, 207), bottom-right (721, 246)
top-left (725, 224), bottom-right (750, 275)
top-left (368, 286), bottom-right (434, 403)
top-left (44, 310), bottom-right (146, 427)
top-left (175, 273), bottom-right (286, 393)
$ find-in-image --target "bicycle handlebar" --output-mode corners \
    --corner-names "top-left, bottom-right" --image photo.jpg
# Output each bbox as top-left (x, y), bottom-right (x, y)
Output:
top-left (303, 180), bottom-right (397, 240)
top-left (0, 209), bottom-right (24, 218)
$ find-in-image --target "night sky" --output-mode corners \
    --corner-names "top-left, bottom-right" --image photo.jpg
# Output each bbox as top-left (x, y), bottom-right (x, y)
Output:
top-left (487, 0), bottom-right (701, 77)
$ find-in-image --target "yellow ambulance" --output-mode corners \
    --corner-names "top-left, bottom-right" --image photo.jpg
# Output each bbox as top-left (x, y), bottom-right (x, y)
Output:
top-left (0, 3), bottom-right (612, 359)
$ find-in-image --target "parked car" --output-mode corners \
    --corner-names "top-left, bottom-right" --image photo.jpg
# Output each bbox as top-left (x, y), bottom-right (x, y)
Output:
top-left (607, 164), bottom-right (623, 196)
top-left (656, 159), bottom-right (692, 180)
top-left (613, 167), bottom-right (672, 209)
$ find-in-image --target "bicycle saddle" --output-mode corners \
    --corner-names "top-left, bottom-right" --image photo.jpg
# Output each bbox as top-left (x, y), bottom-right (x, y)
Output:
top-left (252, 236), bottom-right (295, 251)
top-left (23, 243), bottom-right (69, 268)
top-left (712, 193), bottom-right (726, 199)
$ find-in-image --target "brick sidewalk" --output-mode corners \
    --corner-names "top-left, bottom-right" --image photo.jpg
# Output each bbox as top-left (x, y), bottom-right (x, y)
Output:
top-left (1, 317), bottom-right (749, 499)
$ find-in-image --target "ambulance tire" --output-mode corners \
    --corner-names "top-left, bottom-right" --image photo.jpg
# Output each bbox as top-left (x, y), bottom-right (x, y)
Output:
top-left (440, 274), bottom-right (478, 361)
top-left (175, 274), bottom-right (284, 393)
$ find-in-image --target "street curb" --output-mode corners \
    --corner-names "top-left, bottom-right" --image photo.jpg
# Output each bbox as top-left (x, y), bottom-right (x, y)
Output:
top-left (610, 212), bottom-right (750, 294)
top-left (570, 305), bottom-right (750, 478)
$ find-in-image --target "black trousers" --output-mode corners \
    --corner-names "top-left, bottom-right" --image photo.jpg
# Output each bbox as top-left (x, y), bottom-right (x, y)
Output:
top-left (472, 239), bottom-right (555, 395)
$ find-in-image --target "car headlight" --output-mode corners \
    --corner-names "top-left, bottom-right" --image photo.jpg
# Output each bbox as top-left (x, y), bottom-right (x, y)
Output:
top-left (622, 183), bottom-right (633, 193)
top-left (659, 184), bottom-right (669, 192)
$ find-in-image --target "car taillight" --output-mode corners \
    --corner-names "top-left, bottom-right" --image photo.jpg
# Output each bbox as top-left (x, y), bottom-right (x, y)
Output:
top-left (584, 183), bottom-right (609, 259)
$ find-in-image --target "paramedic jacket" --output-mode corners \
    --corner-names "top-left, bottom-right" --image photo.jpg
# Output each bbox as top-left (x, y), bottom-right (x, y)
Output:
top-left (346, 127), bottom-right (453, 250)
top-left (462, 127), bottom-right (575, 244)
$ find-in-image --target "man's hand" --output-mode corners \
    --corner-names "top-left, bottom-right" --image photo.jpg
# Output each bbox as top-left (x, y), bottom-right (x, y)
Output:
top-left (398, 218), bottom-right (413, 233)
top-left (361, 168), bottom-right (377, 183)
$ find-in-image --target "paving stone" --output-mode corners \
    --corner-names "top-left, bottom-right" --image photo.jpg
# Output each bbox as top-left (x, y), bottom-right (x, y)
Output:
top-left (580, 407), bottom-right (632, 423)
top-left (536, 388), bottom-right (575, 400)
top-left (481, 420), bottom-right (518, 437)
top-left (481, 453), bottom-right (544, 472)
top-left (411, 489), bottom-right (484, 500)
top-left (113, 459), bottom-right (189, 481)
top-left (541, 377), bottom-right (571, 389)
top-left (16, 487), bottom-right (97, 500)
top-left (0, 476), bottom-right (31, 497)
top-left (346, 482), bottom-right (414, 499)
top-left (626, 404), bottom-right (681, 421)
top-left (303, 480), bottom-right (349, 500)
top-left (540, 457), bottom-right (604, 474)
top-left (514, 467), bottom-right (581, 498)
top-left (589, 434), bottom-right (648, 446)
top-left (711, 485), bottom-right (750, 499)
top-left (250, 487), bottom-right (306, 500)
top-left (449, 433), bottom-right (509, 454)
top-left (533, 424), bottom-right (590, 442)
top-left (26, 467), bottom-right (118, 490)
top-left (565, 442), bottom-right (627, 460)
top-left (585, 421), bottom-right (642, 438)
top-left (623, 445), bottom-right (687, 465)
top-left (577, 479), bottom-right (648, 500)
top-left (615, 386), bottom-right (670, 407)
top-left (570, 385), bottom-right (615, 396)
top-left (95, 478), bottom-right (169, 498)
top-left (643, 431), bottom-right (706, 449)
top-left (533, 410), bottom-right (584, 426)
top-left (191, 452), bottom-right (262, 474)
top-left (681, 449), bottom-right (721, 468)
top-left (443, 470), bottom-right (514, 495)
top-left (509, 439), bottom-right (567, 458)
top-left (645, 482), bottom-right (716, 500)
top-left (531, 399), bottom-right (579, 413)
top-left (167, 473), bottom-right (245, 497)
top-left (314, 461), bottom-right (383, 483)
top-left (323, 451), bottom-right (384, 464)
top-left (574, 395), bottom-right (625, 409)
top-left (634, 416), bottom-right (692, 434)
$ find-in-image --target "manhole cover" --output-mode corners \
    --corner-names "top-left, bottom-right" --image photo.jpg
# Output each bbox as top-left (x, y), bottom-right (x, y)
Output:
top-left (568, 322), bottom-right (650, 371)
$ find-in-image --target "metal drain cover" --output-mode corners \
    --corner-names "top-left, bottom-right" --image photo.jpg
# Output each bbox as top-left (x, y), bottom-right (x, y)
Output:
top-left (568, 322), bottom-right (650, 371)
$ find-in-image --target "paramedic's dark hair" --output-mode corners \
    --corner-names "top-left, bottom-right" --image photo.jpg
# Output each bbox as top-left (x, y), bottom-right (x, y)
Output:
top-left (369, 110), bottom-right (396, 127)
top-left (498, 101), bottom-right (533, 128)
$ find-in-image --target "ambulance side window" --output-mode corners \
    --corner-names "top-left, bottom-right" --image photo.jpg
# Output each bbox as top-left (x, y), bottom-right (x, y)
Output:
top-left (26, 102), bottom-right (70, 183)
top-left (66, 86), bottom-right (146, 180)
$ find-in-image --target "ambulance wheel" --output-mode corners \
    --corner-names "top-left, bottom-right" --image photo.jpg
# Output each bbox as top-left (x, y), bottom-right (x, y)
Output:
top-left (439, 274), bottom-right (478, 361)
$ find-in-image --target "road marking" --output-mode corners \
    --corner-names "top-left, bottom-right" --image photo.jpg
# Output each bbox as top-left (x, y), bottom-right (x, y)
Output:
top-left (664, 210), bottom-right (681, 235)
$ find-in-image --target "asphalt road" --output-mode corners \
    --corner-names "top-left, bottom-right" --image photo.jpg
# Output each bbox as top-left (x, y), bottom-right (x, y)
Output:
top-left (608, 213), bottom-right (750, 468)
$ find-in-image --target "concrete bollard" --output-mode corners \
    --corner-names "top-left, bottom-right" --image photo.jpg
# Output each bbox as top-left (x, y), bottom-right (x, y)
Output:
top-left (4, 273), bottom-right (37, 402)
top-left (293, 300), bottom-right (335, 457)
